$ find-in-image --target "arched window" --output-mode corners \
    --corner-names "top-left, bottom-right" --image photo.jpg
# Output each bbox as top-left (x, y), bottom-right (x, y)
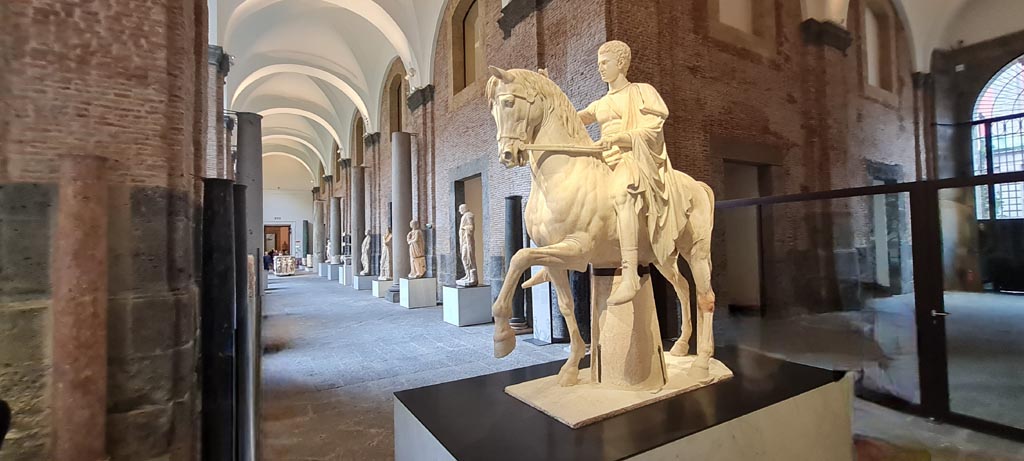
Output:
top-left (354, 116), bottom-right (365, 166)
top-left (862, 0), bottom-right (895, 93)
top-left (389, 75), bottom-right (403, 133)
top-left (973, 54), bottom-right (1024, 219)
top-left (452, 0), bottom-right (485, 93)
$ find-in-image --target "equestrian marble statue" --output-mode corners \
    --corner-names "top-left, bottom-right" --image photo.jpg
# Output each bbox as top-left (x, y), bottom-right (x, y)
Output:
top-left (487, 40), bottom-right (718, 385)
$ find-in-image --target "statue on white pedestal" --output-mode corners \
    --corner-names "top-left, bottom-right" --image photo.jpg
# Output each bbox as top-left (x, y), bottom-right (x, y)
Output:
top-left (325, 239), bottom-right (334, 263)
top-left (407, 220), bottom-right (426, 279)
top-left (379, 228), bottom-right (392, 280)
top-left (486, 40), bottom-right (718, 386)
top-left (359, 230), bottom-right (371, 275)
top-left (456, 204), bottom-right (478, 287)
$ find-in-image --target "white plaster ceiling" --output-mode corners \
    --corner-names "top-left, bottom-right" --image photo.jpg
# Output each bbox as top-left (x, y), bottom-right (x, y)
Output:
top-left (218, 0), bottom-right (447, 176)
top-left (263, 153), bottom-right (318, 189)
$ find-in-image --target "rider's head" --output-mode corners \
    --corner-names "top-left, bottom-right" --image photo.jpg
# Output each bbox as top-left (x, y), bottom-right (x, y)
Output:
top-left (598, 40), bottom-right (631, 82)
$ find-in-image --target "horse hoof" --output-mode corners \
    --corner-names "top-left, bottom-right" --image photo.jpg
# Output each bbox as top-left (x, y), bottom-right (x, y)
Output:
top-left (494, 333), bottom-right (516, 358)
top-left (688, 364), bottom-right (709, 380)
top-left (557, 368), bottom-right (579, 387)
top-left (669, 342), bottom-right (690, 357)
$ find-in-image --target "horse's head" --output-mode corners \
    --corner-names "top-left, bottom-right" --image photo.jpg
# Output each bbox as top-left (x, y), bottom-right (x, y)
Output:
top-left (487, 66), bottom-right (542, 168)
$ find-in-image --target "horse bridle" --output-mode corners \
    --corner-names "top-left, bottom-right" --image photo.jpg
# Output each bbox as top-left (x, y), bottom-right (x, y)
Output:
top-left (493, 89), bottom-right (537, 147)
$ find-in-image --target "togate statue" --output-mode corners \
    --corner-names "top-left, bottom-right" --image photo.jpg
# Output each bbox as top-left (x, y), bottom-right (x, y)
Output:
top-left (486, 40), bottom-right (720, 389)
top-left (359, 230), bottom-right (371, 276)
top-left (407, 220), bottom-right (426, 279)
top-left (456, 204), bottom-right (478, 287)
top-left (379, 228), bottom-right (392, 281)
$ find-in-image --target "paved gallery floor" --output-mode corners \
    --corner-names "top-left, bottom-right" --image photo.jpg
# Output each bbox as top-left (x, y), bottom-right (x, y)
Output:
top-left (262, 272), bottom-right (1024, 460)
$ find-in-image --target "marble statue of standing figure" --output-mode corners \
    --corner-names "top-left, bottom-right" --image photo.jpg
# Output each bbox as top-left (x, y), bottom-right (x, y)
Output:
top-left (577, 40), bottom-right (674, 306)
top-left (407, 220), bottom-right (426, 278)
top-left (456, 204), bottom-right (478, 287)
top-left (325, 239), bottom-right (333, 263)
top-left (359, 229), bottom-right (371, 275)
top-left (379, 227), bottom-right (392, 280)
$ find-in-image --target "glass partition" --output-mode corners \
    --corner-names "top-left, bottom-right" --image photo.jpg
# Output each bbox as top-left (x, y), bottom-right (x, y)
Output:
top-left (715, 191), bottom-right (919, 404)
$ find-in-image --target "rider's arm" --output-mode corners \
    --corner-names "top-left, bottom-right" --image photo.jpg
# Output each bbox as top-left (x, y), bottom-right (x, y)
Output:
top-left (578, 101), bottom-right (597, 126)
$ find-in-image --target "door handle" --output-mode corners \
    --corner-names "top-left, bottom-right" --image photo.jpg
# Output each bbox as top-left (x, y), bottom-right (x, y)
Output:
top-left (931, 310), bottom-right (950, 317)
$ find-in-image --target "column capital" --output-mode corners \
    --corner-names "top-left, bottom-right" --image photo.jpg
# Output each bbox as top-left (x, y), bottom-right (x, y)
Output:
top-left (208, 45), bottom-right (231, 75)
top-left (800, 19), bottom-right (852, 54)
top-left (407, 85), bottom-right (435, 111)
top-left (364, 132), bottom-right (381, 147)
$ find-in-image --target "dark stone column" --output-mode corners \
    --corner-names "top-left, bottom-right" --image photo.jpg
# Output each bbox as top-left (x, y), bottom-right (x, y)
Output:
top-left (52, 155), bottom-right (109, 461)
top-left (329, 195), bottom-right (342, 263)
top-left (505, 196), bottom-right (529, 331)
top-left (235, 112), bottom-right (263, 295)
top-left (200, 178), bottom-right (237, 461)
top-left (312, 199), bottom-right (325, 264)
top-left (234, 184), bottom-right (258, 461)
top-left (388, 132), bottom-right (413, 302)
top-left (571, 269), bottom-right (592, 344)
top-left (351, 166), bottom-right (366, 274)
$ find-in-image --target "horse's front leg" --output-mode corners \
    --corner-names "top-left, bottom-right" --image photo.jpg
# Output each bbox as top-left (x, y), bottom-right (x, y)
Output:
top-left (492, 238), bottom-right (587, 358)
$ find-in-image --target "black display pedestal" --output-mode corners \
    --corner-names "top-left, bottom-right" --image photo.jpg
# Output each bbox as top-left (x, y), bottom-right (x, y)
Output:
top-left (394, 346), bottom-right (851, 461)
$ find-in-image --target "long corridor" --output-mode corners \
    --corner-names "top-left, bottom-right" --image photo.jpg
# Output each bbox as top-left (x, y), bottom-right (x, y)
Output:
top-left (260, 272), bottom-right (569, 460)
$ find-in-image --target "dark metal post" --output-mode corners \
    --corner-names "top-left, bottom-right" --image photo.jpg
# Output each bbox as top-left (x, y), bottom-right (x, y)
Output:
top-left (506, 196), bottom-right (528, 331)
top-left (201, 178), bottom-right (237, 461)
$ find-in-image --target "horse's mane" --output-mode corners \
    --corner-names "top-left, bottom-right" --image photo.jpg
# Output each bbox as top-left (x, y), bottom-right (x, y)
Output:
top-left (487, 69), bottom-right (587, 142)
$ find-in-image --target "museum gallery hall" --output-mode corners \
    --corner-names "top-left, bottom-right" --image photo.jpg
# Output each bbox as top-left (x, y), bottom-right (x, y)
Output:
top-left (2, 0), bottom-right (1024, 460)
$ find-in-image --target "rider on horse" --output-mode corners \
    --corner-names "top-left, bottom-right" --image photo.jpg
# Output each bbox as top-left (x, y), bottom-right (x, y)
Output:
top-left (578, 40), bottom-right (677, 305)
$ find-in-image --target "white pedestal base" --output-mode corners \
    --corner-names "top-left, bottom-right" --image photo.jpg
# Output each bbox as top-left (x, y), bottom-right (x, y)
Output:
top-left (372, 280), bottom-right (390, 298)
top-left (353, 275), bottom-right (374, 290)
top-left (339, 264), bottom-right (354, 286)
top-left (442, 285), bottom-right (492, 326)
top-left (506, 354), bottom-right (732, 428)
top-left (326, 264), bottom-right (342, 281)
top-left (318, 262), bottom-right (328, 277)
top-left (400, 278), bottom-right (436, 309)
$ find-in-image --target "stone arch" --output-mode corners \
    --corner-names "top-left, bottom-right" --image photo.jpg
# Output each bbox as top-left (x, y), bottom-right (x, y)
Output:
top-left (263, 152), bottom-right (317, 180)
top-left (225, 0), bottom-right (422, 87)
top-left (233, 64), bottom-right (373, 131)
top-left (258, 108), bottom-right (342, 153)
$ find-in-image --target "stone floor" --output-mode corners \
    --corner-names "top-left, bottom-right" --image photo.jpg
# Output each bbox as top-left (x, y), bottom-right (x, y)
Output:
top-left (261, 271), bottom-right (1024, 461)
top-left (260, 271), bottom-right (568, 460)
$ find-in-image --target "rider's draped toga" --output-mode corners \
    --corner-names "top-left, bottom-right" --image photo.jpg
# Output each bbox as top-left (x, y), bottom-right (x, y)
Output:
top-left (580, 82), bottom-right (688, 259)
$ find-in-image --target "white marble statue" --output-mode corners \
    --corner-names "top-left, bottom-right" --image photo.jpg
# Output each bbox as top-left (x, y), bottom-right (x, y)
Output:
top-left (379, 228), bottom-right (393, 281)
top-left (325, 239), bottom-right (334, 264)
top-left (456, 204), bottom-right (478, 287)
top-left (486, 40), bottom-right (718, 385)
top-left (407, 220), bottom-right (426, 279)
top-left (359, 230), bottom-right (371, 276)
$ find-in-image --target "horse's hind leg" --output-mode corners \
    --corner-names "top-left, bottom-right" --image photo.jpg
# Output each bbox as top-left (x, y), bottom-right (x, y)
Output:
top-left (549, 268), bottom-right (585, 386)
top-left (686, 250), bottom-right (716, 380)
top-left (654, 258), bottom-right (692, 357)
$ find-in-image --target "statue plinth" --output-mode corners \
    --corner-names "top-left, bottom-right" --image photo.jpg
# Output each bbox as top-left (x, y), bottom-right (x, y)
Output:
top-left (590, 267), bottom-right (665, 390)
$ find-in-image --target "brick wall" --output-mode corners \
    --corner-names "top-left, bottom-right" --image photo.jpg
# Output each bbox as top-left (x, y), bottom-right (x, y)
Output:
top-left (328, 0), bottom-right (924, 315)
top-left (0, 0), bottom-right (205, 459)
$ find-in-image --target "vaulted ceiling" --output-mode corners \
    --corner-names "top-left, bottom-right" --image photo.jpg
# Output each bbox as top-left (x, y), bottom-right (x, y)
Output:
top-left (216, 0), bottom-right (1020, 180)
